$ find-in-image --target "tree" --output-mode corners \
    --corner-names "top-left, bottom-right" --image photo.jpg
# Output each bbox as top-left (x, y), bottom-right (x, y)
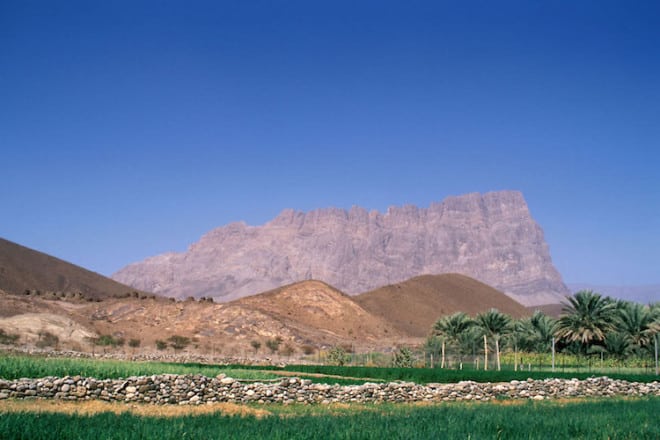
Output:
top-left (433, 312), bottom-right (474, 368)
top-left (168, 335), bottom-right (191, 352)
top-left (128, 338), bottom-right (141, 348)
top-left (327, 346), bottom-right (350, 366)
top-left (555, 290), bottom-right (618, 354)
top-left (527, 311), bottom-right (558, 353)
top-left (392, 347), bottom-right (414, 368)
top-left (615, 301), bottom-right (656, 355)
top-left (280, 344), bottom-right (295, 357)
top-left (476, 309), bottom-right (511, 371)
top-left (0, 329), bottom-right (19, 345)
top-left (604, 331), bottom-right (632, 361)
top-left (250, 340), bottom-right (262, 354)
top-left (423, 335), bottom-right (443, 368)
top-left (265, 336), bottom-right (283, 354)
top-left (36, 331), bottom-right (59, 349)
top-left (155, 340), bottom-right (168, 350)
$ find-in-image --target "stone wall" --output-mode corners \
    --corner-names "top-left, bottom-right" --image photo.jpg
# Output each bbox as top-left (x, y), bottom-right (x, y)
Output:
top-left (1, 375), bottom-right (658, 405)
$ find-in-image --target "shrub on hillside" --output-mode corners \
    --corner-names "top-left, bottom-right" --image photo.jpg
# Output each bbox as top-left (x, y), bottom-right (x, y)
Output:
top-left (0, 329), bottom-right (20, 345)
top-left (327, 346), bottom-right (350, 366)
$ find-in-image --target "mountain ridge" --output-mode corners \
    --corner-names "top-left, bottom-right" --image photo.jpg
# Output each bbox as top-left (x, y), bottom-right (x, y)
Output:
top-left (114, 191), bottom-right (569, 306)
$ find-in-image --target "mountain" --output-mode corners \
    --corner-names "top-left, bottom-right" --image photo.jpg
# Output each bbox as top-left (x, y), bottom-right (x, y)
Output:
top-left (113, 190), bottom-right (569, 306)
top-left (354, 274), bottom-right (530, 337)
top-left (567, 283), bottom-right (659, 305)
top-left (0, 237), bottom-right (147, 300)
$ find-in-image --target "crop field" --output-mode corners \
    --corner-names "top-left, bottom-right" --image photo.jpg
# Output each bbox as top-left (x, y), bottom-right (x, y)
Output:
top-left (1, 398), bottom-right (659, 439)
top-left (233, 363), bottom-right (660, 384)
top-left (1, 353), bottom-right (659, 439)
top-left (3, 353), bottom-right (658, 385)
top-left (0, 354), bottom-right (280, 381)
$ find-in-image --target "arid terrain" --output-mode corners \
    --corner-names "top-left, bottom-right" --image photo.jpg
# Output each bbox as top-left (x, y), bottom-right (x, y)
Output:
top-left (0, 237), bottom-right (540, 356)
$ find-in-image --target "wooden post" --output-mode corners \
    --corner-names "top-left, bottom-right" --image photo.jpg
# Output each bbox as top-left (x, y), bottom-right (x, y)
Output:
top-left (441, 340), bottom-right (446, 369)
top-left (514, 342), bottom-right (518, 372)
top-left (655, 333), bottom-right (658, 376)
top-left (483, 335), bottom-right (488, 371)
top-left (551, 337), bottom-right (556, 372)
top-left (495, 338), bottom-right (501, 371)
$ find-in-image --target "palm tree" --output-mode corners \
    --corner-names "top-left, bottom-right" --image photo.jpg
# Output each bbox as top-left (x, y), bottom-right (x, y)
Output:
top-left (528, 310), bottom-right (558, 353)
top-left (615, 301), bottom-right (657, 355)
top-left (604, 331), bottom-right (633, 362)
top-left (555, 290), bottom-right (618, 355)
top-left (507, 318), bottom-right (529, 371)
top-left (476, 309), bottom-right (511, 371)
top-left (433, 312), bottom-right (474, 368)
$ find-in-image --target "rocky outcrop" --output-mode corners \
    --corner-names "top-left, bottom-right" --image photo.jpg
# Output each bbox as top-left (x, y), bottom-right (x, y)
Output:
top-left (1, 375), bottom-right (658, 404)
top-left (113, 191), bottom-right (569, 306)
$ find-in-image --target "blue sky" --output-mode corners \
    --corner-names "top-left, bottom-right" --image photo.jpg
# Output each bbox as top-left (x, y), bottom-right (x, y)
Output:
top-left (2, 1), bottom-right (659, 287)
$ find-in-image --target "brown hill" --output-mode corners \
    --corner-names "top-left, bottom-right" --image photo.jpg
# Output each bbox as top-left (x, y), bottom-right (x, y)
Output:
top-left (0, 280), bottom-right (405, 355)
top-left (232, 280), bottom-right (403, 347)
top-left (354, 273), bottom-right (530, 337)
top-left (0, 237), bottom-right (148, 300)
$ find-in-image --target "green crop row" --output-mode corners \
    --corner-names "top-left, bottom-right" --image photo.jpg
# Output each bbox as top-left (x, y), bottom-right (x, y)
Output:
top-left (2, 353), bottom-right (658, 384)
top-left (231, 363), bottom-right (660, 384)
top-left (0, 354), bottom-right (277, 381)
top-left (2, 398), bottom-right (659, 439)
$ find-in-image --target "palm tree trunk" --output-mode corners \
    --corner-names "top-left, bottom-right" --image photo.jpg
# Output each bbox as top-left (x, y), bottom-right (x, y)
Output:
top-left (655, 333), bottom-right (658, 376)
top-left (551, 337), bottom-right (556, 373)
top-left (514, 342), bottom-right (518, 372)
top-left (495, 337), bottom-right (501, 371)
top-left (483, 335), bottom-right (488, 371)
top-left (441, 340), bottom-right (445, 369)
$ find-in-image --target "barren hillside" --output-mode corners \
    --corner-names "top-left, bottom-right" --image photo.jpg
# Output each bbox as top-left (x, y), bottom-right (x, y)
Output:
top-left (0, 237), bottom-right (146, 300)
top-left (355, 273), bottom-right (530, 337)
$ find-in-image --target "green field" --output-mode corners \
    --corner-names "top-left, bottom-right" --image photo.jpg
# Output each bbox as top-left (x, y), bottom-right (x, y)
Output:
top-left (1, 398), bottom-right (659, 439)
top-left (2, 353), bottom-right (658, 385)
top-left (232, 363), bottom-right (660, 384)
top-left (0, 354), bottom-right (278, 381)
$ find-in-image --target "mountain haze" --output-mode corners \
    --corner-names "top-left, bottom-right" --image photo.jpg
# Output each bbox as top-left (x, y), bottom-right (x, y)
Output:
top-left (113, 191), bottom-right (569, 306)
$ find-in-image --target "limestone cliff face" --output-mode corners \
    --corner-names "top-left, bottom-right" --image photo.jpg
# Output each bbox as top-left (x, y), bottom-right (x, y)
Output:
top-left (112, 191), bottom-right (569, 306)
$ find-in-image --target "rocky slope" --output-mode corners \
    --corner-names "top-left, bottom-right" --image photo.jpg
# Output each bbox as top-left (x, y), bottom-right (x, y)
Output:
top-left (113, 191), bottom-right (569, 306)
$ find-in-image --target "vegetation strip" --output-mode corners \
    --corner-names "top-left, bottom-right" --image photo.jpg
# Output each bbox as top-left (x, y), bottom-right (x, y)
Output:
top-left (1, 398), bottom-right (658, 440)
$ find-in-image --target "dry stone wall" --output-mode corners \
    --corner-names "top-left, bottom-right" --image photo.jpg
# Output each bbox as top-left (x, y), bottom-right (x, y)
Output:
top-left (1, 375), bottom-right (658, 405)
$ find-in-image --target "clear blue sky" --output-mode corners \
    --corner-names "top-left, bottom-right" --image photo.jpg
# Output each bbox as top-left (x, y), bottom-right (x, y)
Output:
top-left (2, 1), bottom-right (659, 286)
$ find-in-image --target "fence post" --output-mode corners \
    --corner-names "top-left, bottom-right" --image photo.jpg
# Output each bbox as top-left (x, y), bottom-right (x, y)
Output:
top-left (552, 337), bottom-right (556, 373)
top-left (483, 335), bottom-right (488, 371)
top-left (655, 333), bottom-right (658, 376)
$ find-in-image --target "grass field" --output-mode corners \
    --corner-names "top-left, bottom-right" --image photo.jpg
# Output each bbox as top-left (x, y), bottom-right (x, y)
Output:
top-left (0, 354), bottom-right (278, 381)
top-left (233, 363), bottom-right (660, 384)
top-left (2, 353), bottom-right (658, 385)
top-left (1, 398), bottom-right (658, 439)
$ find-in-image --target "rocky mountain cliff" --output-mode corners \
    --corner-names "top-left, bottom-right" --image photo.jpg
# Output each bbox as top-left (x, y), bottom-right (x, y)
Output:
top-left (113, 191), bottom-right (569, 306)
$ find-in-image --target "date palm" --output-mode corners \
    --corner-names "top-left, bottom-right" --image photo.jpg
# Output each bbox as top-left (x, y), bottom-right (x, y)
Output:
top-left (528, 310), bottom-right (558, 353)
top-left (433, 312), bottom-right (474, 368)
top-left (476, 309), bottom-right (511, 371)
top-left (615, 301), bottom-right (657, 354)
top-left (555, 290), bottom-right (618, 354)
